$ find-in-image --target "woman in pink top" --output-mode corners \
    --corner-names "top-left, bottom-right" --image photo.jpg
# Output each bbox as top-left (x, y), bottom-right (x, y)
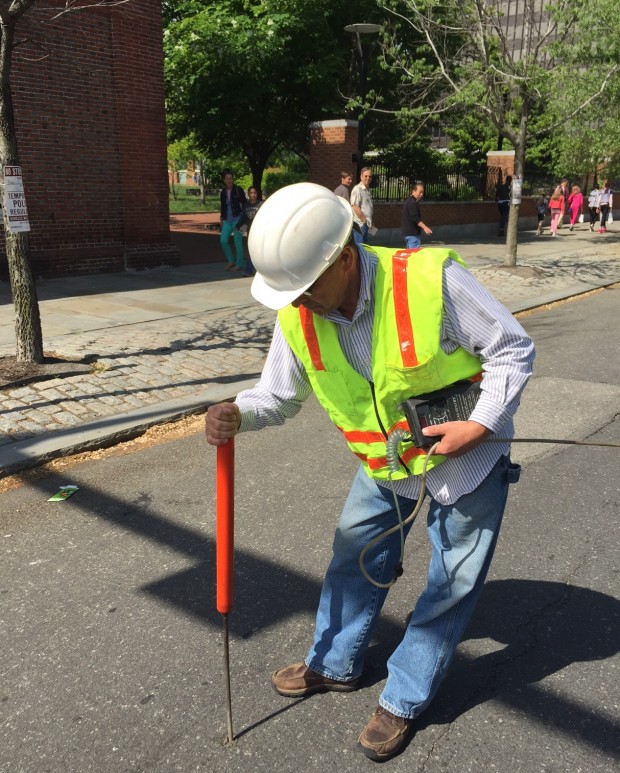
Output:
top-left (548, 186), bottom-right (565, 236)
top-left (567, 185), bottom-right (584, 230)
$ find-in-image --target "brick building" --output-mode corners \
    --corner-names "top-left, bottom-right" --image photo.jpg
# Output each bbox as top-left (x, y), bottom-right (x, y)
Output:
top-left (0, 0), bottom-right (177, 279)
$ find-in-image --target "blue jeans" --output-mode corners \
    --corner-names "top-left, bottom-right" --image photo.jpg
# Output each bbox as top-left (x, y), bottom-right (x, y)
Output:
top-left (220, 218), bottom-right (244, 267)
top-left (306, 455), bottom-right (520, 719)
top-left (405, 235), bottom-right (422, 249)
top-left (497, 202), bottom-right (509, 232)
top-left (353, 223), bottom-right (369, 245)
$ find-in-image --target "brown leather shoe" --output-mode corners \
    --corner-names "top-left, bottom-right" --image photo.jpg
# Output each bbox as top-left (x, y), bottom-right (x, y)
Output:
top-left (271, 662), bottom-right (360, 697)
top-left (357, 705), bottom-right (414, 761)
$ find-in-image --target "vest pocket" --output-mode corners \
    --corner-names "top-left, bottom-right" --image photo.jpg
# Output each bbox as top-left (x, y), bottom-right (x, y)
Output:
top-left (383, 356), bottom-right (443, 411)
top-left (306, 368), bottom-right (367, 419)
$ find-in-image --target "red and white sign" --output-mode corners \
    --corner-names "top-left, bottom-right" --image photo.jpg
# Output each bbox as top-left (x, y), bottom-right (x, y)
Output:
top-left (3, 165), bottom-right (31, 233)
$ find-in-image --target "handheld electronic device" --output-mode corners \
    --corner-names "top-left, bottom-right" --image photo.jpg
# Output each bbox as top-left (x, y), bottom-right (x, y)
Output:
top-left (400, 380), bottom-right (482, 449)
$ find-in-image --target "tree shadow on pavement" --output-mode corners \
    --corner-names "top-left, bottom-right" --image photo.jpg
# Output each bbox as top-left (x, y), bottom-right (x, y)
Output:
top-left (366, 578), bottom-right (619, 758)
top-left (142, 534), bottom-right (619, 756)
top-left (12, 464), bottom-right (619, 760)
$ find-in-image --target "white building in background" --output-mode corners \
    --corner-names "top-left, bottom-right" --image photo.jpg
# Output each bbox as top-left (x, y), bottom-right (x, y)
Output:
top-left (496, 0), bottom-right (549, 60)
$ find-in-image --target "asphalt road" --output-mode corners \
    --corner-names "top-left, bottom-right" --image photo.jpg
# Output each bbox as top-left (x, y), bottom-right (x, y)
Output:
top-left (1, 287), bottom-right (619, 772)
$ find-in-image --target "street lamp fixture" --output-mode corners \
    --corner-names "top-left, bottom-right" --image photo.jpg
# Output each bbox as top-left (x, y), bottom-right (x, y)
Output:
top-left (344, 23), bottom-right (381, 180)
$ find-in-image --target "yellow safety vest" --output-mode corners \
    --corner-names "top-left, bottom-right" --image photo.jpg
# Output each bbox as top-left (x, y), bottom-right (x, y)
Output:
top-left (278, 247), bottom-right (483, 479)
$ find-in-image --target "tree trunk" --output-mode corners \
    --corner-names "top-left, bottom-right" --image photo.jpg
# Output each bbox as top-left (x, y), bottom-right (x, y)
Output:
top-left (247, 154), bottom-right (265, 195)
top-left (198, 158), bottom-right (206, 204)
top-left (0, 8), bottom-right (43, 362)
top-left (6, 229), bottom-right (43, 360)
top-left (503, 160), bottom-right (520, 267)
top-left (244, 140), bottom-right (276, 197)
top-left (503, 109), bottom-right (528, 267)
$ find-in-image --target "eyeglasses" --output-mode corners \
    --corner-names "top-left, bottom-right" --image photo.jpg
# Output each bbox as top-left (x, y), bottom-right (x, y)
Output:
top-left (302, 279), bottom-right (319, 298)
top-left (301, 252), bottom-right (344, 297)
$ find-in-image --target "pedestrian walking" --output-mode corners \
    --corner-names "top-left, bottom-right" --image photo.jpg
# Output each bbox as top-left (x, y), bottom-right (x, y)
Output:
top-left (219, 170), bottom-right (247, 271)
top-left (566, 185), bottom-right (584, 231)
top-left (205, 182), bottom-right (535, 763)
top-left (596, 180), bottom-right (614, 233)
top-left (235, 186), bottom-right (263, 276)
top-left (495, 175), bottom-right (511, 236)
top-left (548, 186), bottom-right (565, 237)
top-left (587, 184), bottom-right (600, 231)
top-left (350, 167), bottom-right (375, 245)
top-left (401, 183), bottom-right (432, 248)
top-left (333, 171), bottom-right (353, 202)
top-left (536, 194), bottom-right (548, 236)
top-left (558, 178), bottom-right (570, 228)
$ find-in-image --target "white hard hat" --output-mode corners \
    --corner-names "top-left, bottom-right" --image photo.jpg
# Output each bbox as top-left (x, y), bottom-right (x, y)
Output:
top-left (249, 182), bottom-right (353, 310)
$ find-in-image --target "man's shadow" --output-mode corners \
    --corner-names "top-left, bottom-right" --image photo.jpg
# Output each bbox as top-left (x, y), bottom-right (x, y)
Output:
top-left (368, 579), bottom-right (620, 756)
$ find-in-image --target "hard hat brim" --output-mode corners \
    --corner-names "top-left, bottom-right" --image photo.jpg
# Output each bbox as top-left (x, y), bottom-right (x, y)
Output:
top-left (250, 270), bottom-right (315, 310)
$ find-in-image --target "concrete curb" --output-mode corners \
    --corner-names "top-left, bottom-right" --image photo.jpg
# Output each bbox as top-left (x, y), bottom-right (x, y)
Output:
top-left (504, 279), bottom-right (618, 314)
top-left (0, 378), bottom-right (258, 477)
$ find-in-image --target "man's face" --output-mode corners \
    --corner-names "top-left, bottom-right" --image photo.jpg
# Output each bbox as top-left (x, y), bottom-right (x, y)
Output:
top-left (343, 175), bottom-right (353, 188)
top-left (291, 253), bottom-right (346, 315)
top-left (412, 186), bottom-right (424, 200)
top-left (360, 170), bottom-right (372, 187)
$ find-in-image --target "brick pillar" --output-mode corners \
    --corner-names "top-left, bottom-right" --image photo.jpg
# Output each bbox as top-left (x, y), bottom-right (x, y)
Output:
top-left (486, 150), bottom-right (515, 198)
top-left (487, 150), bottom-right (515, 178)
top-left (309, 120), bottom-right (359, 191)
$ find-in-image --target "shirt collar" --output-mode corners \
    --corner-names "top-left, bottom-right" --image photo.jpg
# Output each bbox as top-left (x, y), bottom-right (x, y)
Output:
top-left (324, 245), bottom-right (375, 325)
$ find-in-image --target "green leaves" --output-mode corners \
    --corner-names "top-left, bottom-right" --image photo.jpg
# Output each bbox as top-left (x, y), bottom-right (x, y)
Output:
top-left (380, 0), bottom-right (620, 173)
top-left (164, 0), bottom-right (363, 186)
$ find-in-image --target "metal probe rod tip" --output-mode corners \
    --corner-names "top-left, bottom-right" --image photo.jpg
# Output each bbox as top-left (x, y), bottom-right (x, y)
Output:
top-left (221, 613), bottom-right (235, 746)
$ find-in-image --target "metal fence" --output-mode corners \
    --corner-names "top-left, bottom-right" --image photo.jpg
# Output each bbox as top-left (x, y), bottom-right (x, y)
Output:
top-left (368, 162), bottom-right (618, 203)
top-left (369, 162), bottom-right (501, 202)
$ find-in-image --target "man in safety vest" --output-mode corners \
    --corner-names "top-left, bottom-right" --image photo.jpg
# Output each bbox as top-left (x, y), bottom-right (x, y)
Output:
top-left (205, 183), bottom-right (535, 762)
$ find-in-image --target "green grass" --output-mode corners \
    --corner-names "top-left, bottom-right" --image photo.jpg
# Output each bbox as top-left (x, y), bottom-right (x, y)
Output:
top-left (169, 185), bottom-right (219, 214)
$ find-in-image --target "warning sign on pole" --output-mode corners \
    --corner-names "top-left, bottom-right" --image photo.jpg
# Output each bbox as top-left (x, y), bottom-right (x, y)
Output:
top-left (3, 165), bottom-right (31, 233)
top-left (511, 175), bottom-right (523, 205)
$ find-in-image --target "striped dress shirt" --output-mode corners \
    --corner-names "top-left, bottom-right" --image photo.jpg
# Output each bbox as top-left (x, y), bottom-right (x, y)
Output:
top-left (236, 247), bottom-right (535, 505)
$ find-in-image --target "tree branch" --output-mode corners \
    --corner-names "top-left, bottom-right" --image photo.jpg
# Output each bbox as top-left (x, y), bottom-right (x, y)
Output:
top-left (530, 63), bottom-right (620, 137)
top-left (43, 0), bottom-right (131, 22)
top-left (5, 0), bottom-right (36, 20)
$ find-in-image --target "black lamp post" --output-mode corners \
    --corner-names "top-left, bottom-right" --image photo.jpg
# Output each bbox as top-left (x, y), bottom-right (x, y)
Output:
top-left (344, 23), bottom-right (381, 181)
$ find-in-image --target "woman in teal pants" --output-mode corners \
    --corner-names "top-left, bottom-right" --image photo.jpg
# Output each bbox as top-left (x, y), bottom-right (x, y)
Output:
top-left (219, 170), bottom-right (246, 270)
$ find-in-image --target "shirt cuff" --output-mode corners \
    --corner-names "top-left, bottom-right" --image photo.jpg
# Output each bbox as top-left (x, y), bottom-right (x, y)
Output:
top-left (235, 399), bottom-right (257, 432)
top-left (468, 394), bottom-right (513, 435)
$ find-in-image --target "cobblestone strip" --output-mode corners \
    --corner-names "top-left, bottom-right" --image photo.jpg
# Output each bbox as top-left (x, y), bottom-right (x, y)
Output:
top-left (0, 305), bottom-right (275, 448)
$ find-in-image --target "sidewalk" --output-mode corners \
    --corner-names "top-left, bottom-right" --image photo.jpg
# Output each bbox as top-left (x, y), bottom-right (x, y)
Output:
top-left (1, 224), bottom-right (619, 476)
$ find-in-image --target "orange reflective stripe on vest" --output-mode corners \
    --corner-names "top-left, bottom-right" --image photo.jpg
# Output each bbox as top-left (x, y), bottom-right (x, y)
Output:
top-left (339, 428), bottom-right (385, 444)
top-left (356, 444), bottom-right (427, 470)
top-left (392, 250), bottom-right (419, 367)
top-left (299, 252), bottom-right (420, 370)
top-left (300, 306), bottom-right (325, 371)
top-left (338, 419), bottom-right (410, 445)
